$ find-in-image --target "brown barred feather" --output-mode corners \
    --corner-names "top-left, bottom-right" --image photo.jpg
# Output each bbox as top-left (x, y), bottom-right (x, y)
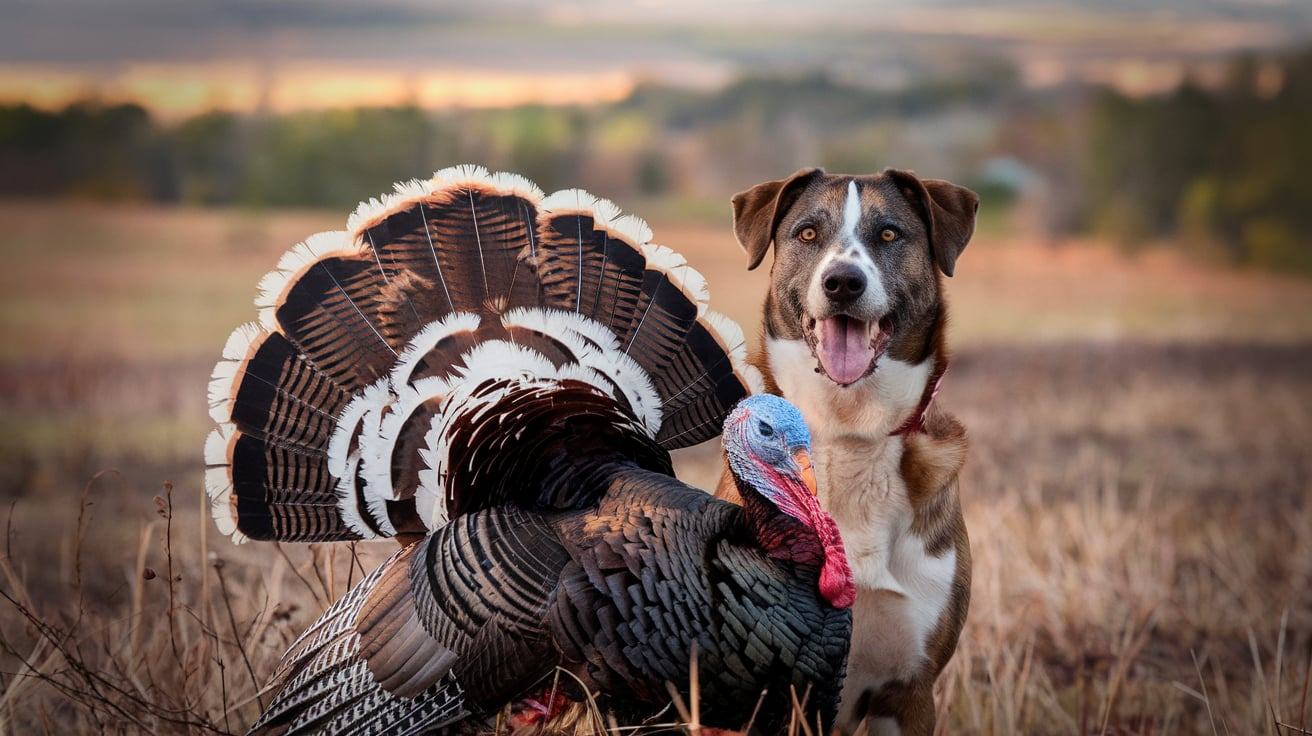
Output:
top-left (275, 254), bottom-right (401, 391)
top-left (532, 208), bottom-right (649, 319)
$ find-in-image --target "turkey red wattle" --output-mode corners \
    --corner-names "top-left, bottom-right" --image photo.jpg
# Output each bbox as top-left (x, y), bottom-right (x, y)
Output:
top-left (816, 515), bottom-right (856, 609)
top-left (789, 447), bottom-right (854, 608)
top-left (805, 315), bottom-right (894, 386)
top-left (788, 476), bottom-right (855, 610)
top-left (765, 492), bottom-right (853, 609)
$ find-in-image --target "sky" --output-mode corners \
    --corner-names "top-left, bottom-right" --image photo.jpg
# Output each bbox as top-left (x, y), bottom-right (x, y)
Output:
top-left (2, 0), bottom-right (1309, 116)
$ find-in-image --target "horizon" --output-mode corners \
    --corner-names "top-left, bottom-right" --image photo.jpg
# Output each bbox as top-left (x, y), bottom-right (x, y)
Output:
top-left (3, 1), bottom-right (1309, 117)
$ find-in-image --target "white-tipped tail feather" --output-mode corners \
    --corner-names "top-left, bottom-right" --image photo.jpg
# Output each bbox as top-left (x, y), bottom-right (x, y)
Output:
top-left (539, 187), bottom-right (654, 247)
top-left (640, 243), bottom-right (710, 318)
top-left (703, 310), bottom-right (766, 395)
top-left (207, 322), bottom-right (263, 424)
top-left (203, 424), bottom-right (245, 543)
top-left (255, 231), bottom-right (358, 330)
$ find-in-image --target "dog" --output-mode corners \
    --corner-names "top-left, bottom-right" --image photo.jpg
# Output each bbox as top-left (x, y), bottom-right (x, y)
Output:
top-left (716, 168), bottom-right (977, 736)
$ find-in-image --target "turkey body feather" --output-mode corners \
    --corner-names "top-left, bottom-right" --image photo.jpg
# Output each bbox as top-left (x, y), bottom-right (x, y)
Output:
top-left (204, 166), bottom-right (853, 734)
top-left (254, 473), bottom-right (851, 735)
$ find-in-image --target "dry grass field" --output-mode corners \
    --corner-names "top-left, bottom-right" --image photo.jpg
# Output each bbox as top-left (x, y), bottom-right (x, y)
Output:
top-left (1, 200), bottom-right (1310, 735)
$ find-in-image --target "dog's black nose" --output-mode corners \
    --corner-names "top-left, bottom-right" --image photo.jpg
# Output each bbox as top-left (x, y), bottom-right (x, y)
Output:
top-left (821, 262), bottom-right (866, 302)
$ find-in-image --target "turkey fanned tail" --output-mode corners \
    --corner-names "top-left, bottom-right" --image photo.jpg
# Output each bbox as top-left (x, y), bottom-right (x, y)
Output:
top-left (206, 165), bottom-right (762, 543)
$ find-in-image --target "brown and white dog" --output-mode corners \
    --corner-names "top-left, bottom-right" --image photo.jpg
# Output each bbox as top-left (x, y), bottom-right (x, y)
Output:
top-left (716, 168), bottom-right (977, 736)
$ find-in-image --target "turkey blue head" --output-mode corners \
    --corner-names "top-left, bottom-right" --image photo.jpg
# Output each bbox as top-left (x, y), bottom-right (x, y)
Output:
top-left (724, 394), bottom-right (855, 608)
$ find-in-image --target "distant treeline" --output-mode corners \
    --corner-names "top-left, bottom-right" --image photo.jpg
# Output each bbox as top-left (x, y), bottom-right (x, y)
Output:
top-left (1081, 47), bottom-right (1312, 273)
top-left (0, 67), bottom-right (1015, 209)
top-left (1, 45), bottom-right (1308, 272)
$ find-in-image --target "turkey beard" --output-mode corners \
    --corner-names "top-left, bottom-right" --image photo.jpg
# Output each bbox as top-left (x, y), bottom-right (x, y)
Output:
top-left (804, 315), bottom-right (893, 386)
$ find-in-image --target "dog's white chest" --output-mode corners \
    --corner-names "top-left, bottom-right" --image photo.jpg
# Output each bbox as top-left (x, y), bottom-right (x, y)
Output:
top-left (816, 438), bottom-right (957, 702)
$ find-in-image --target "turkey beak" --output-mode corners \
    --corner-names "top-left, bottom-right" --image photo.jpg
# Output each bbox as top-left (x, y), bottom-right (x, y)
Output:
top-left (792, 448), bottom-right (817, 496)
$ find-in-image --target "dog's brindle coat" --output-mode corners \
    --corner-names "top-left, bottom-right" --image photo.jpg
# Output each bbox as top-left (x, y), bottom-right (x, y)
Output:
top-left (716, 168), bottom-right (977, 736)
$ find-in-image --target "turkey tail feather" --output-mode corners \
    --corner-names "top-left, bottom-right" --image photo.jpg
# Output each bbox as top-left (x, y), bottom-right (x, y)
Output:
top-left (208, 166), bottom-right (762, 543)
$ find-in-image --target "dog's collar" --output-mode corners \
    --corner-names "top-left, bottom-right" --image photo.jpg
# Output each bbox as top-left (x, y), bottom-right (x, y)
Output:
top-left (890, 363), bottom-right (947, 437)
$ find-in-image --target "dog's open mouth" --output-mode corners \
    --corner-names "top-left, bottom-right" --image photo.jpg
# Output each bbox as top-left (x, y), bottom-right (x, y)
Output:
top-left (803, 314), bottom-right (894, 386)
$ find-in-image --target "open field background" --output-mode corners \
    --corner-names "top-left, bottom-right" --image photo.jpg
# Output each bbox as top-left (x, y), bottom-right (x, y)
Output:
top-left (0, 200), bottom-right (1310, 735)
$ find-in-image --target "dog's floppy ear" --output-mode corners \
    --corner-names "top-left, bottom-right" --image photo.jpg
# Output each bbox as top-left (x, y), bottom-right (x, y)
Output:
top-left (886, 168), bottom-right (979, 277)
top-left (731, 167), bottom-right (823, 270)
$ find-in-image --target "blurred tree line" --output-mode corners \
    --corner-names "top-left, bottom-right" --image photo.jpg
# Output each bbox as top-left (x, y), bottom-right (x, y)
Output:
top-left (0, 44), bottom-right (1308, 273)
top-left (0, 67), bottom-right (1009, 209)
top-left (1078, 46), bottom-right (1312, 273)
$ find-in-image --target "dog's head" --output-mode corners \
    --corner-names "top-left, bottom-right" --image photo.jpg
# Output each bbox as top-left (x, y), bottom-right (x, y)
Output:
top-left (733, 168), bottom-right (978, 386)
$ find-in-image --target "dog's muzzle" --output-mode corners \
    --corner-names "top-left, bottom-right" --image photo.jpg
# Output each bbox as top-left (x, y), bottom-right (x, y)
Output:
top-left (803, 313), bottom-right (893, 386)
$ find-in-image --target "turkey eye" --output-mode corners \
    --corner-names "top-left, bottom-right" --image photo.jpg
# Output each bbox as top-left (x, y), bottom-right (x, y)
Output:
top-left (880, 228), bottom-right (898, 242)
top-left (798, 227), bottom-right (817, 243)
top-left (757, 421), bottom-right (774, 437)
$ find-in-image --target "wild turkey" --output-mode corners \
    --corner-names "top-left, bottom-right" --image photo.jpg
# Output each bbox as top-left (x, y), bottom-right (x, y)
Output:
top-left (204, 166), bottom-right (855, 734)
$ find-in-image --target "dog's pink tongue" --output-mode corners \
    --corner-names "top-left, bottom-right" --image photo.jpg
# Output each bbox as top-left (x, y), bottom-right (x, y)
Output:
top-left (817, 316), bottom-right (875, 385)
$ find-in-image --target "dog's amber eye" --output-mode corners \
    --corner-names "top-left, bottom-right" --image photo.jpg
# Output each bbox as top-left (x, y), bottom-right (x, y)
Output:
top-left (799, 227), bottom-right (817, 242)
top-left (880, 228), bottom-right (898, 242)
